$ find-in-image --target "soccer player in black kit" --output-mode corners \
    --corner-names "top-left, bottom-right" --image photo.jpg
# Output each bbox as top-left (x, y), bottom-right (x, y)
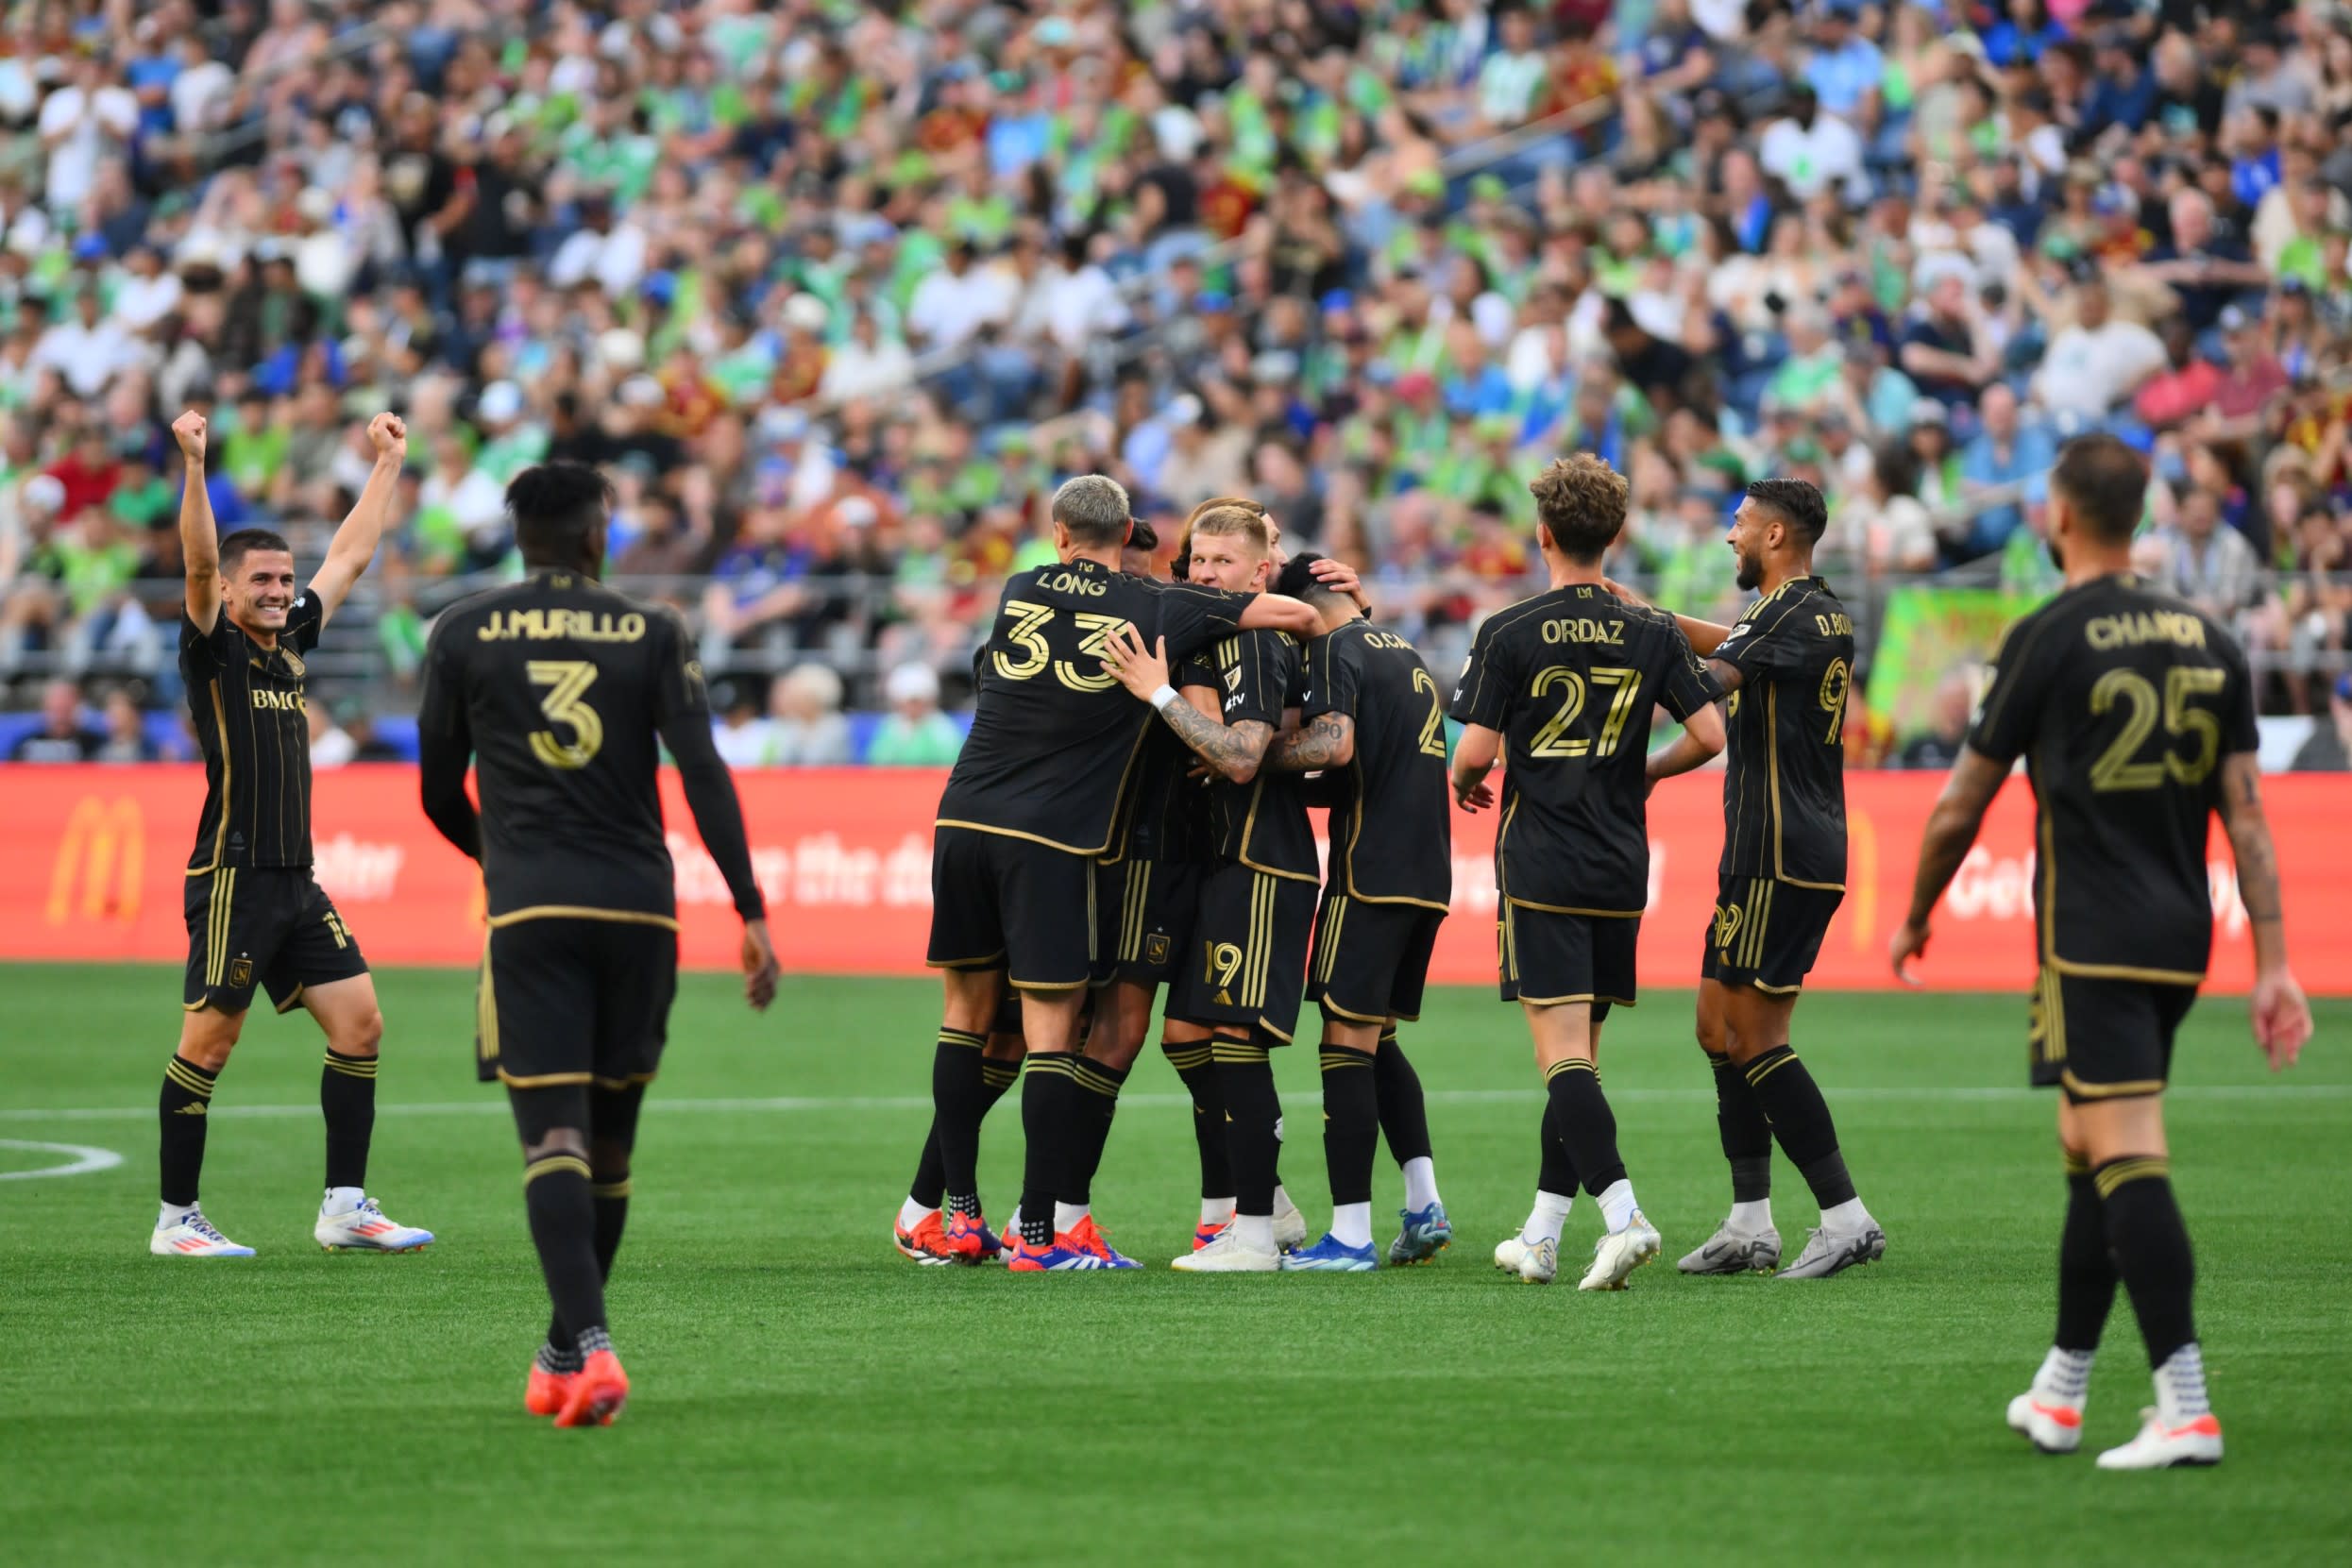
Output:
top-left (1254, 551), bottom-right (1455, 1272)
top-left (151, 408), bottom-right (431, 1259)
top-left (922, 475), bottom-right (1317, 1272)
top-left (1448, 455), bottom-right (1725, 1290)
top-left (1892, 434), bottom-right (2310, 1470)
top-left (1624, 479), bottom-right (1888, 1280)
top-left (417, 464), bottom-right (779, 1427)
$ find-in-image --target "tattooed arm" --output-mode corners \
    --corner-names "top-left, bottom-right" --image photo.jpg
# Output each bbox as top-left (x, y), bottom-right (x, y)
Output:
top-left (1265, 711), bottom-right (1354, 772)
top-left (2219, 751), bottom-right (2311, 1070)
top-left (1100, 624), bottom-right (1277, 784)
top-left (1888, 746), bottom-right (2011, 984)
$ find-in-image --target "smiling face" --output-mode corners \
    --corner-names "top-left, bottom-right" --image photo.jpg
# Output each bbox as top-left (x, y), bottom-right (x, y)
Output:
top-left (1187, 526), bottom-right (1272, 593)
top-left (224, 548), bottom-right (298, 636)
top-left (1727, 497), bottom-right (1779, 593)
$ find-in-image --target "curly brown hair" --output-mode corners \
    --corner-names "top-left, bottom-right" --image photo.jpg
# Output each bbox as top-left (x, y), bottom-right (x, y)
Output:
top-left (1528, 453), bottom-right (1630, 563)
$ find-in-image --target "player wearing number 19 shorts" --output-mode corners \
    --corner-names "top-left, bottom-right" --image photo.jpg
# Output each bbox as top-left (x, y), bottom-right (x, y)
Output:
top-left (921, 475), bottom-right (1318, 1272)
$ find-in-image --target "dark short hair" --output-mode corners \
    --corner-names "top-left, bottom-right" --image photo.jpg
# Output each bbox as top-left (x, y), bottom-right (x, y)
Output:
top-left (506, 463), bottom-right (615, 562)
top-left (218, 528), bottom-right (293, 574)
top-left (1273, 550), bottom-right (1349, 609)
top-left (2050, 433), bottom-right (2147, 545)
top-left (1744, 477), bottom-right (1828, 546)
top-left (1529, 454), bottom-right (1629, 563)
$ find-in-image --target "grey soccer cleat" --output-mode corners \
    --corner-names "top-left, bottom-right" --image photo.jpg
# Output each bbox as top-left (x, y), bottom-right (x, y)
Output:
top-left (1775, 1224), bottom-right (1887, 1280)
top-left (1676, 1222), bottom-right (1783, 1275)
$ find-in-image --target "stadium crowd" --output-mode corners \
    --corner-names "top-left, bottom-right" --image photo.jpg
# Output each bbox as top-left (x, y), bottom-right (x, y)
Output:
top-left (3, 0), bottom-right (2352, 767)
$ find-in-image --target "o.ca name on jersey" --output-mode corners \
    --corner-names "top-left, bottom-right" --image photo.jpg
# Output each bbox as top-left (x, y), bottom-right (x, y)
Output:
top-left (476, 609), bottom-right (649, 643)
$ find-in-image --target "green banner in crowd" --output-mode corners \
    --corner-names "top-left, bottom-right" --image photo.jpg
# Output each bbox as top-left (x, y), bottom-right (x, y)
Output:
top-left (1866, 586), bottom-right (2052, 743)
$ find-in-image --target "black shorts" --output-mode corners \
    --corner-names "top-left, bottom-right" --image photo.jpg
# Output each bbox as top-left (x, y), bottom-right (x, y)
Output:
top-left (476, 916), bottom-right (680, 1088)
top-left (1092, 857), bottom-right (1201, 988)
top-left (925, 827), bottom-right (1094, 992)
top-left (182, 867), bottom-right (368, 1015)
top-left (1165, 864), bottom-right (1317, 1045)
top-left (2031, 968), bottom-right (2198, 1104)
top-left (1499, 902), bottom-right (1637, 1013)
top-left (1308, 889), bottom-right (1445, 1026)
top-left (1701, 876), bottom-right (1842, 995)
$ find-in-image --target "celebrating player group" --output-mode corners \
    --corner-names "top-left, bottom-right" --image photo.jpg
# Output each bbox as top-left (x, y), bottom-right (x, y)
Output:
top-left (897, 442), bottom-right (2310, 1470)
top-left (144, 401), bottom-right (2310, 1459)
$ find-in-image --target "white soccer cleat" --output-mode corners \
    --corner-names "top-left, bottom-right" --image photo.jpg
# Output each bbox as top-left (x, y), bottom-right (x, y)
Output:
top-left (151, 1206), bottom-right (255, 1257)
top-left (1677, 1222), bottom-right (1782, 1275)
top-left (2095, 1408), bottom-right (2224, 1470)
top-left (1577, 1211), bottom-right (1662, 1291)
top-left (1170, 1228), bottom-right (1281, 1273)
top-left (1272, 1189), bottom-right (1309, 1254)
top-left (1517, 1236), bottom-right (1559, 1285)
top-left (1494, 1234), bottom-right (1530, 1273)
top-left (2006, 1391), bottom-right (2085, 1455)
top-left (315, 1196), bottom-right (434, 1253)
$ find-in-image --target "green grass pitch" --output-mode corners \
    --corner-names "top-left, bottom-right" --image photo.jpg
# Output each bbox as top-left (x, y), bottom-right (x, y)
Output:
top-left (2, 964), bottom-right (2347, 1566)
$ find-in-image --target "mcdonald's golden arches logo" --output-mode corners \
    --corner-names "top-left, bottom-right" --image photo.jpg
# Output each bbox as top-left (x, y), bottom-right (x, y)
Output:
top-left (47, 797), bottom-right (144, 926)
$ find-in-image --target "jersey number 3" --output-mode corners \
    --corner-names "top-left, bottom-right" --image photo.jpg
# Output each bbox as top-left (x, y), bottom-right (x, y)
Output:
top-left (527, 660), bottom-right (604, 770)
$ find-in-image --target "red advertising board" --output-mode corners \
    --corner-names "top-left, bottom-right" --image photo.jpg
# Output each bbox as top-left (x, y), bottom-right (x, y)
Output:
top-left (7, 765), bottom-right (2346, 993)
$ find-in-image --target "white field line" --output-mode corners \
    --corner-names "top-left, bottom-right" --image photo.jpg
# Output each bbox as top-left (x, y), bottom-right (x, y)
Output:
top-left (1, 1084), bottom-right (2344, 1125)
top-left (0, 1138), bottom-right (127, 1179)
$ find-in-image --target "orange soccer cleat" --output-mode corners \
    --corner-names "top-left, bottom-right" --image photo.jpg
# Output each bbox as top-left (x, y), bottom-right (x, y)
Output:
top-left (895, 1209), bottom-right (962, 1265)
top-left (524, 1361), bottom-right (574, 1417)
top-left (554, 1349), bottom-right (630, 1428)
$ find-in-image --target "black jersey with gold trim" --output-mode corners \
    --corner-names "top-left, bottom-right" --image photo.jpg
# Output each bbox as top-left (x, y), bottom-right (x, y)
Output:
top-left (1195, 627), bottom-right (1319, 882)
top-left (1714, 576), bottom-right (1853, 889)
top-left (180, 594), bottom-right (324, 872)
top-left (1967, 572), bottom-right (2257, 984)
top-left (1302, 618), bottom-right (1451, 909)
top-left (1449, 582), bottom-right (1720, 914)
top-left (936, 558), bottom-right (1252, 856)
top-left (418, 572), bottom-right (709, 923)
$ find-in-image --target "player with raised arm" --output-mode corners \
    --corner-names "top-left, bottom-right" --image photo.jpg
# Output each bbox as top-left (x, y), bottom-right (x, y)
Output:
top-left (151, 408), bottom-right (430, 1259)
top-left (1447, 455), bottom-right (1725, 1290)
top-left (416, 464), bottom-right (779, 1426)
top-left (1620, 479), bottom-right (1887, 1280)
top-left (1249, 551), bottom-right (1454, 1272)
top-left (1890, 434), bottom-right (2310, 1470)
top-left (1098, 501), bottom-right (1325, 1271)
top-left (925, 476), bottom-right (1317, 1273)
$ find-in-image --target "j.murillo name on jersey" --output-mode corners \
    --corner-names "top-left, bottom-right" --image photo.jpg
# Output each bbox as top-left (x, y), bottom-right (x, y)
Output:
top-left (476, 609), bottom-right (649, 642)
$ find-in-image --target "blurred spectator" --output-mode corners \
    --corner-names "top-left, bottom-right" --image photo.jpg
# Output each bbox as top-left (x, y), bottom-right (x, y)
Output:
top-left (9, 680), bottom-right (100, 762)
top-left (2156, 488), bottom-right (2264, 629)
top-left (2288, 675), bottom-right (2352, 771)
top-left (710, 680), bottom-right (770, 770)
top-left (760, 664), bottom-right (855, 767)
top-left (95, 686), bottom-right (159, 763)
top-left (866, 664), bottom-right (962, 767)
top-left (1896, 672), bottom-right (1974, 770)
top-left (309, 700), bottom-right (357, 770)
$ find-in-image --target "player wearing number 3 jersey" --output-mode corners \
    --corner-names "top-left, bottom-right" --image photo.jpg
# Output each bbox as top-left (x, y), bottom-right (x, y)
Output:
top-left (922, 474), bottom-right (1319, 1272)
top-left (418, 463), bottom-right (776, 1425)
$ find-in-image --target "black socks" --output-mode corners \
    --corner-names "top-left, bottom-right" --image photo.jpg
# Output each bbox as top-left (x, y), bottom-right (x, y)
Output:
top-left (1373, 1031), bottom-right (1433, 1168)
top-left (1708, 1052), bottom-right (1773, 1203)
top-left (911, 1051), bottom-right (1017, 1209)
top-left (158, 1054), bottom-right (217, 1206)
top-left (321, 1048), bottom-right (377, 1191)
top-left (2096, 1155), bottom-right (2198, 1368)
top-left (1212, 1040), bottom-right (1280, 1216)
top-left (930, 1027), bottom-right (990, 1209)
top-left (1742, 1045), bottom-right (1857, 1209)
top-left (523, 1154), bottom-right (604, 1353)
top-left (1543, 1058), bottom-right (1625, 1196)
top-left (1066, 1057), bottom-right (1129, 1204)
top-left (1319, 1046), bottom-right (1379, 1207)
top-left (1164, 1040), bottom-right (1232, 1198)
top-left (2056, 1153), bottom-right (2117, 1353)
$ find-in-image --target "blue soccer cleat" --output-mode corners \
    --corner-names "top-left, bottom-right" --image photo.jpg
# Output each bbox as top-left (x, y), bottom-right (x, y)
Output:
top-left (1007, 1234), bottom-right (1122, 1272)
top-left (1280, 1234), bottom-right (1379, 1273)
top-left (1387, 1202), bottom-right (1453, 1266)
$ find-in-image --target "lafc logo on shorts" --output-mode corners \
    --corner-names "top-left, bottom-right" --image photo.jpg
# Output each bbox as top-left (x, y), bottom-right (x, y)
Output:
top-left (228, 957), bottom-right (253, 988)
top-left (1711, 903), bottom-right (1744, 951)
top-left (1143, 934), bottom-right (1171, 967)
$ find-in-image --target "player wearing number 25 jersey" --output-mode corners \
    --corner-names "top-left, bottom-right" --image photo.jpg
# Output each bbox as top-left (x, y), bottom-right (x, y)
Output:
top-left (419, 463), bottom-right (775, 1425)
top-left (1896, 434), bottom-right (2310, 1472)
